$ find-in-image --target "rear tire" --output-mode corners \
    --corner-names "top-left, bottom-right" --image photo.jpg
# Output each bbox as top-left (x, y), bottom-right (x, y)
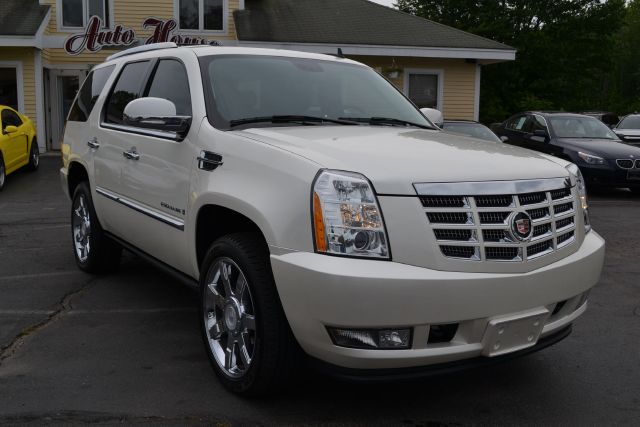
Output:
top-left (27, 139), bottom-right (39, 171)
top-left (71, 182), bottom-right (121, 273)
top-left (199, 233), bottom-right (301, 396)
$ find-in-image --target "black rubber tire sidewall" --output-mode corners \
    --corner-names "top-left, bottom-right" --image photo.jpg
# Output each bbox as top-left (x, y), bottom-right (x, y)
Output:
top-left (0, 155), bottom-right (5, 191)
top-left (71, 182), bottom-right (121, 273)
top-left (199, 233), bottom-right (300, 396)
top-left (28, 139), bottom-right (39, 171)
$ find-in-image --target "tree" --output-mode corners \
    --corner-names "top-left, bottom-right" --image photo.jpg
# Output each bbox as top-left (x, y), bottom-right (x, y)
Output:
top-left (396, 0), bottom-right (626, 123)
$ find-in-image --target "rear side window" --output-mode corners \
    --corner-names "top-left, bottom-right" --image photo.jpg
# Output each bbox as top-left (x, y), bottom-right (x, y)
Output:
top-left (146, 59), bottom-right (192, 116)
top-left (104, 61), bottom-right (151, 125)
top-left (68, 65), bottom-right (115, 122)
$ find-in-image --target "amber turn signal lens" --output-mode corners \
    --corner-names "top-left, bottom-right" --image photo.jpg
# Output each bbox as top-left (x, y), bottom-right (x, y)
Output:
top-left (313, 192), bottom-right (327, 252)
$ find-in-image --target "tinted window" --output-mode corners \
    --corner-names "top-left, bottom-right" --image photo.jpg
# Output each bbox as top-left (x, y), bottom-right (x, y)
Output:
top-left (68, 65), bottom-right (115, 122)
top-left (201, 55), bottom-right (432, 130)
top-left (146, 60), bottom-right (192, 116)
top-left (505, 115), bottom-right (527, 131)
top-left (617, 115), bottom-right (640, 130)
top-left (2, 109), bottom-right (22, 130)
top-left (548, 116), bottom-right (618, 139)
top-left (105, 61), bottom-right (151, 124)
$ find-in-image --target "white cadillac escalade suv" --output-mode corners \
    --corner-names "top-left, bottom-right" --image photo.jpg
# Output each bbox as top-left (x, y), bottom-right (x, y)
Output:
top-left (60, 43), bottom-right (605, 395)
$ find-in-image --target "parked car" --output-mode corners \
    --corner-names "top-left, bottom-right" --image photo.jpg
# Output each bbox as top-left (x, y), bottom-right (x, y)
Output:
top-left (441, 120), bottom-right (502, 143)
top-left (60, 44), bottom-right (604, 395)
top-left (580, 111), bottom-right (619, 128)
top-left (493, 112), bottom-right (640, 192)
top-left (612, 113), bottom-right (640, 146)
top-left (0, 105), bottom-right (39, 191)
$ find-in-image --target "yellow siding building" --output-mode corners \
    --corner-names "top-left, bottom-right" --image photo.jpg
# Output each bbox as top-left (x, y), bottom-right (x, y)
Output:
top-left (0, 0), bottom-right (515, 152)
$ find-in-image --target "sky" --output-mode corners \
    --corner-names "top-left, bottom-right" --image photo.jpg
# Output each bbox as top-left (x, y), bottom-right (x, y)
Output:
top-left (369, 0), bottom-right (396, 7)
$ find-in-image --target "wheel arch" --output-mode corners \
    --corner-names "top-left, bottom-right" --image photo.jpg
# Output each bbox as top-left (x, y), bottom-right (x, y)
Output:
top-left (67, 160), bottom-right (90, 198)
top-left (194, 202), bottom-right (273, 273)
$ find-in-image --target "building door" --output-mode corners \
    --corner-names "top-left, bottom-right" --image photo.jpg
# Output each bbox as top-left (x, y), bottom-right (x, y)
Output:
top-left (46, 69), bottom-right (85, 150)
top-left (0, 67), bottom-right (19, 111)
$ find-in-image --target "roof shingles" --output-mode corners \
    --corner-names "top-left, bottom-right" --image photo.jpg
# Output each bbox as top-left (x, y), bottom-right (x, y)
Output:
top-left (0, 0), bottom-right (50, 37)
top-left (235, 0), bottom-right (513, 51)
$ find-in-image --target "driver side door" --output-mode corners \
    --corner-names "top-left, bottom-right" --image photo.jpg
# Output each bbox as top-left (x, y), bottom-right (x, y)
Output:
top-left (1, 109), bottom-right (28, 169)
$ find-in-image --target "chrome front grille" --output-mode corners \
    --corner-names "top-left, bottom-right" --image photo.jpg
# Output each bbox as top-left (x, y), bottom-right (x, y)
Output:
top-left (417, 179), bottom-right (578, 262)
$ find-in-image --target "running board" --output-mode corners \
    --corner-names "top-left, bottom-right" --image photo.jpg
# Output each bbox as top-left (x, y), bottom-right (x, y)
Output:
top-left (105, 231), bottom-right (199, 291)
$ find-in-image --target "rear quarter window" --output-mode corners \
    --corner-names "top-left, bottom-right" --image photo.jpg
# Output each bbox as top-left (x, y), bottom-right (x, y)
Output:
top-left (68, 65), bottom-right (115, 122)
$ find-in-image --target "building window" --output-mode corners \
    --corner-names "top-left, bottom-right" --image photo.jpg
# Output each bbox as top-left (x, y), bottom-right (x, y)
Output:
top-left (177, 0), bottom-right (226, 32)
top-left (60, 0), bottom-right (110, 29)
top-left (404, 69), bottom-right (444, 112)
top-left (0, 68), bottom-right (19, 111)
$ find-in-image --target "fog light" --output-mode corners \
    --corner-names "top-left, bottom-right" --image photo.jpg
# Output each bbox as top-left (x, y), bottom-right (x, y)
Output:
top-left (327, 327), bottom-right (411, 350)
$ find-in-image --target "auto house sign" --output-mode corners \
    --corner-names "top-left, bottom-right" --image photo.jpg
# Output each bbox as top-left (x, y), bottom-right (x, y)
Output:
top-left (64, 16), bottom-right (220, 56)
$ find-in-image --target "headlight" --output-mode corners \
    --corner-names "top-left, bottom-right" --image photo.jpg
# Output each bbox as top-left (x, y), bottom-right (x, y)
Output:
top-left (577, 151), bottom-right (605, 165)
top-left (312, 170), bottom-right (390, 259)
top-left (566, 163), bottom-right (591, 233)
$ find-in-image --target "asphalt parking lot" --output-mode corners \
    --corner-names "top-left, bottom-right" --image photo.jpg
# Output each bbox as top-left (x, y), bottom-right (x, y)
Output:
top-left (0, 156), bottom-right (639, 426)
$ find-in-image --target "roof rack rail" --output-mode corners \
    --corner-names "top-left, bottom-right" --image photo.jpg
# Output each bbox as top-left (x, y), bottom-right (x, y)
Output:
top-left (106, 42), bottom-right (178, 62)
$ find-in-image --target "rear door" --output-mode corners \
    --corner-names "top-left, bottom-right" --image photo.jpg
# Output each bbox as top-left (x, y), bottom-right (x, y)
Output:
top-left (501, 114), bottom-right (528, 147)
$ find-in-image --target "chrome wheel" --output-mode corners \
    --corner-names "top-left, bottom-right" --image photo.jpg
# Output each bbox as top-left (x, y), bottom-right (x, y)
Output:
top-left (72, 194), bottom-right (91, 263)
top-left (203, 258), bottom-right (256, 378)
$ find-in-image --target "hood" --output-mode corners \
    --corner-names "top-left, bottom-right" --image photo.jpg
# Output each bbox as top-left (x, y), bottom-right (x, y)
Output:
top-left (236, 126), bottom-right (570, 195)
top-left (555, 137), bottom-right (640, 159)
top-left (614, 128), bottom-right (640, 137)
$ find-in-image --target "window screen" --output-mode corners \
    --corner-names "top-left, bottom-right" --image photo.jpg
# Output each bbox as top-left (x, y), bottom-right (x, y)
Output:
top-left (68, 65), bottom-right (115, 122)
top-left (408, 74), bottom-right (439, 109)
top-left (146, 60), bottom-right (192, 116)
top-left (105, 61), bottom-right (151, 125)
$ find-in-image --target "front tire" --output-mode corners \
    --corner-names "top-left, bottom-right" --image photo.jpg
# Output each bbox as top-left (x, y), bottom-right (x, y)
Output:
top-left (199, 233), bottom-right (301, 396)
top-left (27, 139), bottom-right (39, 171)
top-left (71, 182), bottom-right (121, 273)
top-left (0, 154), bottom-right (5, 191)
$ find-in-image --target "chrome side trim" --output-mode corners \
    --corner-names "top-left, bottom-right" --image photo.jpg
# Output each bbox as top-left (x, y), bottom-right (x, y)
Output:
top-left (414, 177), bottom-right (572, 196)
top-left (95, 187), bottom-right (185, 231)
top-left (100, 122), bottom-right (180, 141)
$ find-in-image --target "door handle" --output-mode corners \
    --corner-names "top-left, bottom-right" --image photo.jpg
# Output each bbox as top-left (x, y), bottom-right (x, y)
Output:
top-left (123, 148), bottom-right (140, 161)
top-left (87, 138), bottom-right (100, 149)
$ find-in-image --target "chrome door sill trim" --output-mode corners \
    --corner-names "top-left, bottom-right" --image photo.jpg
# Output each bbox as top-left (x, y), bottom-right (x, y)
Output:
top-left (95, 186), bottom-right (185, 231)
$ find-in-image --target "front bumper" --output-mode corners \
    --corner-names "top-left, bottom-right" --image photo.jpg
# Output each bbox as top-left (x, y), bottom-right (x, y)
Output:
top-left (580, 163), bottom-right (640, 188)
top-left (271, 231), bottom-right (605, 370)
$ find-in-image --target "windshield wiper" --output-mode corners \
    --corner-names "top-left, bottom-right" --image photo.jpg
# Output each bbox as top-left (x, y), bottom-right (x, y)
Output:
top-left (339, 116), bottom-right (435, 130)
top-left (229, 115), bottom-right (358, 127)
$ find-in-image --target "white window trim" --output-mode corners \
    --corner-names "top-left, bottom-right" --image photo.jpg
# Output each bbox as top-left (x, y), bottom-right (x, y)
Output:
top-left (403, 68), bottom-right (444, 113)
top-left (56, 0), bottom-right (115, 33)
top-left (173, 0), bottom-right (229, 35)
top-left (0, 61), bottom-right (25, 113)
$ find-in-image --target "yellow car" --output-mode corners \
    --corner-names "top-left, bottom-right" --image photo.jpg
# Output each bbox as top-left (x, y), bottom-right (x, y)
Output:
top-left (0, 105), bottom-right (39, 191)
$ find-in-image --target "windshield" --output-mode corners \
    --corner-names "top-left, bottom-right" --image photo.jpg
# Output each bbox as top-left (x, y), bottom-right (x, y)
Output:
top-left (548, 116), bottom-right (618, 139)
top-left (200, 55), bottom-right (434, 130)
top-left (617, 115), bottom-right (640, 130)
top-left (442, 122), bottom-right (501, 143)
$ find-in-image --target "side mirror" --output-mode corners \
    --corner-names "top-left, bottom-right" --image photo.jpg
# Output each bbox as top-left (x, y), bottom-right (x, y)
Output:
top-left (530, 129), bottom-right (549, 142)
top-left (123, 97), bottom-right (191, 140)
top-left (3, 125), bottom-right (18, 134)
top-left (420, 107), bottom-right (443, 128)
top-left (500, 135), bottom-right (509, 142)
